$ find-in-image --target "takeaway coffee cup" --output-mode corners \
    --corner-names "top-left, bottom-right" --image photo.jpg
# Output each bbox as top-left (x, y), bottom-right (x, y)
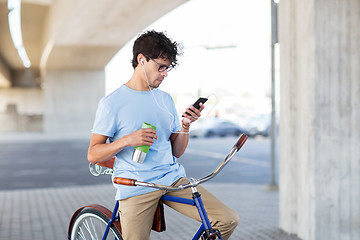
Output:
top-left (132, 122), bottom-right (156, 163)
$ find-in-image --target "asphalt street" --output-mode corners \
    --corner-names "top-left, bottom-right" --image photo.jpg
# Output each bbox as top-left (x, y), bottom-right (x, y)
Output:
top-left (0, 135), bottom-right (277, 190)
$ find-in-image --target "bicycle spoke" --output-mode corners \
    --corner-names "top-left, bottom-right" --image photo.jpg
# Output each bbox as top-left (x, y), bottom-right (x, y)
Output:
top-left (90, 217), bottom-right (100, 240)
top-left (78, 226), bottom-right (86, 240)
top-left (83, 219), bottom-right (98, 240)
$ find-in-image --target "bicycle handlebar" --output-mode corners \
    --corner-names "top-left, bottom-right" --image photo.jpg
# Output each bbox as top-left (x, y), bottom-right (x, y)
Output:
top-left (113, 177), bottom-right (136, 186)
top-left (113, 134), bottom-right (248, 191)
top-left (234, 133), bottom-right (247, 151)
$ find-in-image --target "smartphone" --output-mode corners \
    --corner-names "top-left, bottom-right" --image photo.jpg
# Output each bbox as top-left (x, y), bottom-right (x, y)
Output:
top-left (182, 97), bottom-right (208, 117)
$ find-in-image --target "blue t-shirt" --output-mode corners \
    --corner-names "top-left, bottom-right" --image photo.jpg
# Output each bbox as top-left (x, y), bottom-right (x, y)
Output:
top-left (92, 85), bottom-right (186, 200)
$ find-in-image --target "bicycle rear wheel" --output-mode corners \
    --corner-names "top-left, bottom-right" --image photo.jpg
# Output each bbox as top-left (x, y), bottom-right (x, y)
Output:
top-left (69, 207), bottom-right (123, 240)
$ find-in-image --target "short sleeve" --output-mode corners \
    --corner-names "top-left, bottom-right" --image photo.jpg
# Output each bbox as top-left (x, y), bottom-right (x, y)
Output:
top-left (92, 98), bottom-right (117, 137)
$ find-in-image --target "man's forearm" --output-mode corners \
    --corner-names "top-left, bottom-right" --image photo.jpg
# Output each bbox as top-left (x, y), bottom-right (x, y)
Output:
top-left (171, 122), bottom-right (190, 158)
top-left (88, 136), bottom-right (128, 164)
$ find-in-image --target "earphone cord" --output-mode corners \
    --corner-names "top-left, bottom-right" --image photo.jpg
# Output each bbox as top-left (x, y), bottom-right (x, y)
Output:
top-left (141, 64), bottom-right (217, 135)
top-left (142, 65), bottom-right (189, 134)
top-left (203, 93), bottom-right (217, 118)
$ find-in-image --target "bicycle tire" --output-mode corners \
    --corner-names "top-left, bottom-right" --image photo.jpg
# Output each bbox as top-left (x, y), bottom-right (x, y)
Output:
top-left (69, 206), bottom-right (123, 240)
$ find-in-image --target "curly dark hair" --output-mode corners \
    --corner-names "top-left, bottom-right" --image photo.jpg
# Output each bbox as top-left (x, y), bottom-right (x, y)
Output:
top-left (131, 30), bottom-right (181, 69)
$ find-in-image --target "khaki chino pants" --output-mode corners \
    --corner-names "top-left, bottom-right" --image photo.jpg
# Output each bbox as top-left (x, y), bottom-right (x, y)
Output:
top-left (118, 178), bottom-right (239, 240)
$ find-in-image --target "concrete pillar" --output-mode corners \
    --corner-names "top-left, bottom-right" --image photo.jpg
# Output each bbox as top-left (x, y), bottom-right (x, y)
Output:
top-left (44, 70), bottom-right (105, 136)
top-left (278, 1), bottom-right (360, 240)
top-left (0, 88), bottom-right (44, 132)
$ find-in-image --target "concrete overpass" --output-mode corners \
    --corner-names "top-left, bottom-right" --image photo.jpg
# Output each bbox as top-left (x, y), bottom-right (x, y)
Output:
top-left (0, 0), bottom-right (188, 133)
top-left (0, 1), bottom-right (359, 240)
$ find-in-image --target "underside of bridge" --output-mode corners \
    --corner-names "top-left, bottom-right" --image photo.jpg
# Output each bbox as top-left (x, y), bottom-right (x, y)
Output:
top-left (0, 0), bottom-right (188, 134)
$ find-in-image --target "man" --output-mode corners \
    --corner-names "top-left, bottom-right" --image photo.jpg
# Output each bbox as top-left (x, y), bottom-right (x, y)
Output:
top-left (88, 30), bottom-right (239, 240)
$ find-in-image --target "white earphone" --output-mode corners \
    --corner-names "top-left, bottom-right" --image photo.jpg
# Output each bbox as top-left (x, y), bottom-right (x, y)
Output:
top-left (140, 59), bottom-right (144, 65)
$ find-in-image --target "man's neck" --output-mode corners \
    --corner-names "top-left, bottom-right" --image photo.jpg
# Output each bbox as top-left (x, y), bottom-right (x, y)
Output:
top-left (125, 72), bottom-right (152, 91)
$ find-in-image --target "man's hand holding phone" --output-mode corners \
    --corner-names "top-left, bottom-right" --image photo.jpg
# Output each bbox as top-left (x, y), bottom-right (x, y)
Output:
top-left (181, 97), bottom-right (207, 130)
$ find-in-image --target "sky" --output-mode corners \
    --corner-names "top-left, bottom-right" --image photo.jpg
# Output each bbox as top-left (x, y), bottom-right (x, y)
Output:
top-left (105, 0), bottom-right (274, 119)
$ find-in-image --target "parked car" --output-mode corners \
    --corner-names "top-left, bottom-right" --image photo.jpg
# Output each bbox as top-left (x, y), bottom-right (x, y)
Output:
top-left (190, 118), bottom-right (247, 138)
top-left (245, 113), bottom-right (272, 137)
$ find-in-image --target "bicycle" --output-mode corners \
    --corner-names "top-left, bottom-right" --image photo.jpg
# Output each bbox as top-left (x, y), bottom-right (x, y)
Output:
top-left (68, 134), bottom-right (248, 240)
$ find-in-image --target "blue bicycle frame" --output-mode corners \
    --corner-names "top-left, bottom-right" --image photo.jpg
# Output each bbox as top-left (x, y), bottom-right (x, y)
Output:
top-left (102, 188), bottom-right (223, 240)
top-left (102, 201), bottom-right (120, 240)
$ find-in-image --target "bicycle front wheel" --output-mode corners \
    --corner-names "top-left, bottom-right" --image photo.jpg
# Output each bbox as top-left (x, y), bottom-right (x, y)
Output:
top-left (69, 207), bottom-right (123, 240)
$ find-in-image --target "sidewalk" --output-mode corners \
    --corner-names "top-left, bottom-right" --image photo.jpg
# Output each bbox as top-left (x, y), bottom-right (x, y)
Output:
top-left (0, 183), bottom-right (301, 240)
top-left (0, 132), bottom-right (300, 239)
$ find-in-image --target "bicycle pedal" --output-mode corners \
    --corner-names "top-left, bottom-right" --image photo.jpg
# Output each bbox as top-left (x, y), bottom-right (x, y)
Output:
top-left (201, 228), bottom-right (221, 239)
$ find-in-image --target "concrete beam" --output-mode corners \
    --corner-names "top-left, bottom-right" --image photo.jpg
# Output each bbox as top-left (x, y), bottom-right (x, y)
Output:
top-left (21, 2), bottom-right (49, 70)
top-left (0, 54), bottom-right (11, 88)
top-left (41, 0), bottom-right (188, 70)
top-left (0, 2), bottom-right (23, 69)
top-left (0, 1), bottom-right (48, 74)
top-left (22, 0), bottom-right (52, 5)
top-left (0, 2), bottom-right (11, 87)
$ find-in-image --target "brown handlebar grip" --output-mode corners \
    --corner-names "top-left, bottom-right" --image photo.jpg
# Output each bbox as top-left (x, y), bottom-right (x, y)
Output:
top-left (113, 177), bottom-right (136, 186)
top-left (234, 134), bottom-right (248, 151)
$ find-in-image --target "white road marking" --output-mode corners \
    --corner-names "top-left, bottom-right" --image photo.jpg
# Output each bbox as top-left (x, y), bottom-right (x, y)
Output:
top-left (186, 148), bottom-right (269, 168)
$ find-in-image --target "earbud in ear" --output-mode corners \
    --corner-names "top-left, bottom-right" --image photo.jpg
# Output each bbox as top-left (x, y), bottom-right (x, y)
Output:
top-left (140, 59), bottom-right (144, 65)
